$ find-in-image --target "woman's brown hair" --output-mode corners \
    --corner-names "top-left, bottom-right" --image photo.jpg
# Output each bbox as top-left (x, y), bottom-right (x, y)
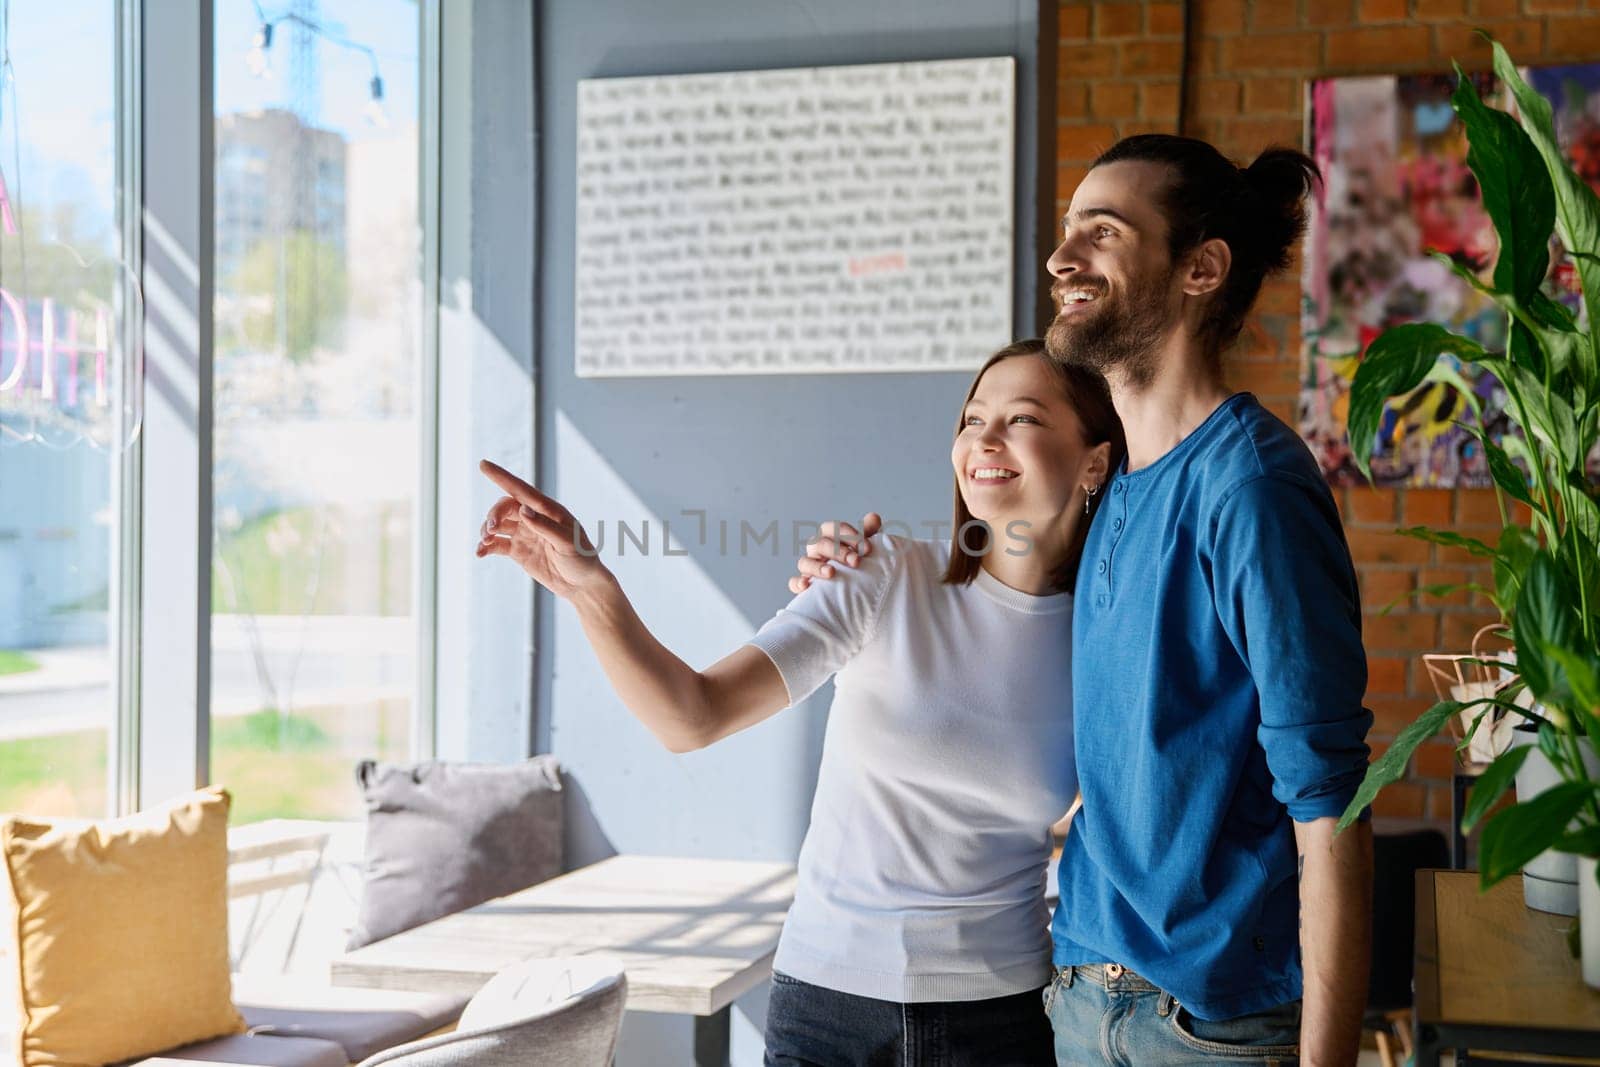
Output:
top-left (940, 338), bottom-right (1126, 594)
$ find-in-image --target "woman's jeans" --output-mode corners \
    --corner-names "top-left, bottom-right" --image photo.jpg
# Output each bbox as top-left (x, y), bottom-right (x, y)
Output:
top-left (1044, 964), bottom-right (1301, 1066)
top-left (764, 969), bottom-right (1056, 1067)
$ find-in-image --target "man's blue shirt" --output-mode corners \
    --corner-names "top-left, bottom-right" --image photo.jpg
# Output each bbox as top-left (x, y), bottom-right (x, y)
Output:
top-left (1052, 392), bottom-right (1372, 1020)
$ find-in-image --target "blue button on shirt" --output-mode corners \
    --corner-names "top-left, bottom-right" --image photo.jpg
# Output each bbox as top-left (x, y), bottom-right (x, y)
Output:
top-left (1052, 393), bottom-right (1372, 1021)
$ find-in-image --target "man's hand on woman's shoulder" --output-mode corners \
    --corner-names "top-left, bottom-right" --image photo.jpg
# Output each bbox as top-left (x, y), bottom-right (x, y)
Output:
top-left (788, 512), bottom-right (883, 594)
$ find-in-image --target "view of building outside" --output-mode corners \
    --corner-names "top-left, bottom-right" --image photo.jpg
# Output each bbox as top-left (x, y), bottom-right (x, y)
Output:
top-left (0, 4), bottom-right (124, 818)
top-left (212, 0), bottom-right (420, 822)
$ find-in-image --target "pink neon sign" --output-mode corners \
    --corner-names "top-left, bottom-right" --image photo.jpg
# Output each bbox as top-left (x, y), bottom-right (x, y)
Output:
top-left (0, 291), bottom-right (114, 411)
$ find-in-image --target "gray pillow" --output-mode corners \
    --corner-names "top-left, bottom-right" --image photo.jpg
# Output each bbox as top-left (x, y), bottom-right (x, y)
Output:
top-left (347, 756), bottom-right (564, 949)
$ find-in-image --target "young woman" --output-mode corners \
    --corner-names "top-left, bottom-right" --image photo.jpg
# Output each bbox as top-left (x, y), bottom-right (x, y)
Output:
top-left (475, 338), bottom-right (1124, 1066)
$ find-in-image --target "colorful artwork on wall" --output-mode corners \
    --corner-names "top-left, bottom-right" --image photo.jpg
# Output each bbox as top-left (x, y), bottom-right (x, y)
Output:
top-left (1299, 65), bottom-right (1600, 487)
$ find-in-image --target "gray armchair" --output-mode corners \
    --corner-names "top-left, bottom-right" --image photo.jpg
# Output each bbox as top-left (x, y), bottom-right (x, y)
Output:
top-left (355, 957), bottom-right (627, 1067)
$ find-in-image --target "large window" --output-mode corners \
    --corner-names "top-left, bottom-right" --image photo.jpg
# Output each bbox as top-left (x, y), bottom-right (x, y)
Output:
top-left (0, 3), bottom-right (128, 818)
top-left (211, 0), bottom-right (421, 822)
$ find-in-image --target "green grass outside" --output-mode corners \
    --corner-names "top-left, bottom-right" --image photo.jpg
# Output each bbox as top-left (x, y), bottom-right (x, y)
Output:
top-left (0, 649), bottom-right (40, 676)
top-left (0, 699), bottom-right (408, 823)
top-left (214, 504), bottom-right (409, 617)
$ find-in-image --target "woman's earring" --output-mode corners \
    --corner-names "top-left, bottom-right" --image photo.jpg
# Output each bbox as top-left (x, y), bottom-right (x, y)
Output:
top-left (1084, 483), bottom-right (1099, 515)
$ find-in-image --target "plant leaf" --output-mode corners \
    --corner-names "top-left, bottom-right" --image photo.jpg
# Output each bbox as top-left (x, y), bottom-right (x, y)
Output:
top-left (1515, 554), bottom-right (1580, 702)
top-left (1479, 781), bottom-right (1596, 887)
top-left (1566, 474), bottom-right (1600, 546)
top-left (1468, 424), bottom-right (1537, 507)
top-left (1553, 825), bottom-right (1600, 855)
top-left (1462, 744), bottom-right (1532, 833)
top-left (1347, 324), bottom-right (1488, 480)
top-left (1380, 582), bottom-right (1494, 615)
top-left (1451, 63), bottom-right (1557, 305)
top-left (1546, 646), bottom-right (1600, 716)
top-left (1529, 290), bottom-right (1578, 333)
top-left (1494, 42), bottom-right (1600, 371)
top-left (1494, 525), bottom-right (1540, 621)
top-left (1397, 525), bottom-right (1497, 557)
top-left (1338, 700), bottom-right (1462, 831)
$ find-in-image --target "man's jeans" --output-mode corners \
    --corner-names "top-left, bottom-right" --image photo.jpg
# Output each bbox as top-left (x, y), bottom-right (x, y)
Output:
top-left (1044, 964), bottom-right (1301, 1066)
top-left (764, 969), bottom-right (1056, 1066)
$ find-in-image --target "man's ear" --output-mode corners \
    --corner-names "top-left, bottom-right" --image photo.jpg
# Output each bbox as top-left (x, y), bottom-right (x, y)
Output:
top-left (1181, 238), bottom-right (1230, 297)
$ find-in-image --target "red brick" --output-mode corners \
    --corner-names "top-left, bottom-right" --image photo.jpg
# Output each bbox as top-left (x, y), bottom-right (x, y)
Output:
top-left (1061, 4), bottom-right (1093, 40)
top-left (1225, 115), bottom-right (1305, 146)
top-left (1368, 656), bottom-right (1411, 695)
top-left (1243, 76), bottom-right (1300, 113)
top-left (1149, 2), bottom-right (1187, 35)
top-left (1414, 740), bottom-right (1463, 781)
top-left (1427, 783), bottom-right (1465, 825)
top-left (1366, 612), bottom-right (1443, 653)
top-left (1545, 15), bottom-right (1600, 59)
top-left (1404, 489), bottom-right (1453, 528)
top-left (1222, 32), bottom-right (1321, 70)
top-left (1327, 25), bottom-right (1433, 68)
top-left (1059, 123), bottom-right (1121, 160)
top-left (1363, 568), bottom-right (1418, 612)
top-left (1120, 119), bottom-right (1181, 137)
top-left (1123, 39), bottom-right (1186, 76)
top-left (1090, 81), bottom-right (1140, 117)
top-left (1191, 38), bottom-right (1228, 76)
top-left (1249, 0), bottom-right (1300, 30)
top-left (1528, 0), bottom-right (1580, 10)
top-left (1442, 612), bottom-right (1504, 649)
top-left (1370, 695), bottom-right (1437, 736)
top-left (1059, 81), bottom-right (1090, 119)
top-left (1255, 280), bottom-right (1300, 316)
top-left (1434, 19), bottom-right (1543, 62)
top-left (1472, 0), bottom-right (1519, 14)
top-left (1142, 81), bottom-right (1182, 119)
top-left (1196, 0), bottom-right (1248, 34)
top-left (1418, 565), bottom-right (1475, 607)
top-left (1359, 0), bottom-right (1411, 19)
top-left (1349, 487), bottom-right (1399, 524)
top-left (1371, 781), bottom-right (1428, 818)
top-left (1348, 528), bottom-right (1433, 565)
top-left (1434, 543), bottom-right (1495, 565)
top-left (1229, 356), bottom-right (1301, 395)
top-left (1306, 0), bottom-right (1356, 23)
top-left (1094, 2), bottom-right (1146, 38)
top-left (1059, 43), bottom-right (1120, 78)
top-left (1455, 488), bottom-right (1505, 528)
top-left (1415, 0), bottom-right (1468, 15)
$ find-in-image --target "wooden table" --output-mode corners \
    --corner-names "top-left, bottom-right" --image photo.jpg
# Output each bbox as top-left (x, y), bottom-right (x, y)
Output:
top-left (332, 854), bottom-right (796, 1067)
top-left (1415, 869), bottom-right (1600, 1064)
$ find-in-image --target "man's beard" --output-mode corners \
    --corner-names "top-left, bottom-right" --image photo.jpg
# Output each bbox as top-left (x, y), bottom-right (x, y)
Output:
top-left (1044, 270), bottom-right (1173, 389)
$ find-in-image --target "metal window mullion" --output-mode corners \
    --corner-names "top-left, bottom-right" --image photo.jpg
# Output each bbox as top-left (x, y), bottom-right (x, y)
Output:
top-left (111, 0), bottom-right (145, 817)
top-left (414, 0), bottom-right (442, 760)
top-left (135, 0), bottom-right (213, 808)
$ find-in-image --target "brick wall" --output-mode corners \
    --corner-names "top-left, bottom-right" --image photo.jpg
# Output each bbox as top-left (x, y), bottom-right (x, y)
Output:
top-left (1056, 0), bottom-right (1600, 831)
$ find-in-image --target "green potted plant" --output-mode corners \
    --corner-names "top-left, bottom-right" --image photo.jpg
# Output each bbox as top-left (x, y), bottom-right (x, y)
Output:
top-left (1333, 40), bottom-right (1600, 986)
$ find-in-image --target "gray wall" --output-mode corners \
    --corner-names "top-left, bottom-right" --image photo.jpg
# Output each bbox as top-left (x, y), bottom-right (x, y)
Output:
top-left (534, 2), bottom-right (1049, 1060)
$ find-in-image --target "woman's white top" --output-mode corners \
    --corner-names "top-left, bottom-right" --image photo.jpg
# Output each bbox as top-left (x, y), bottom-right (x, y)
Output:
top-left (747, 535), bottom-right (1077, 1003)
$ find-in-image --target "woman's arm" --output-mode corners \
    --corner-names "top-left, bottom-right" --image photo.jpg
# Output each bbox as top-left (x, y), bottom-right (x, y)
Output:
top-left (571, 577), bottom-right (788, 751)
top-left (477, 460), bottom-right (789, 752)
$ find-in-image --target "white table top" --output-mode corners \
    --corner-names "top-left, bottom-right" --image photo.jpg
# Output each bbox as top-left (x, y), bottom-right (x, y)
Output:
top-left (331, 854), bottom-right (797, 1016)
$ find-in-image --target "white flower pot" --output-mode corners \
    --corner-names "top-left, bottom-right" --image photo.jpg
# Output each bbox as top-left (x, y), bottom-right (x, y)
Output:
top-left (1581, 857), bottom-right (1600, 990)
top-left (1511, 727), bottom-right (1600, 915)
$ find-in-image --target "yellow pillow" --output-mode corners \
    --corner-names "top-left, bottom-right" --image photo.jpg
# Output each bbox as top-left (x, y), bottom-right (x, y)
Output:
top-left (2, 785), bottom-right (246, 1067)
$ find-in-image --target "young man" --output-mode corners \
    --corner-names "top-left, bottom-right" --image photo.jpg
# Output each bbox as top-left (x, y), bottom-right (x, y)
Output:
top-left (794, 135), bottom-right (1374, 1066)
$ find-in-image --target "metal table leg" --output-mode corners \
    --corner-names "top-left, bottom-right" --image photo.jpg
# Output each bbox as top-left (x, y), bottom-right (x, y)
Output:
top-left (694, 1006), bottom-right (731, 1067)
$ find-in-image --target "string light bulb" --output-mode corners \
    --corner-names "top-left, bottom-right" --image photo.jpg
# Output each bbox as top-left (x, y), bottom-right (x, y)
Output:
top-left (246, 21), bottom-right (273, 78)
top-left (364, 74), bottom-right (388, 128)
